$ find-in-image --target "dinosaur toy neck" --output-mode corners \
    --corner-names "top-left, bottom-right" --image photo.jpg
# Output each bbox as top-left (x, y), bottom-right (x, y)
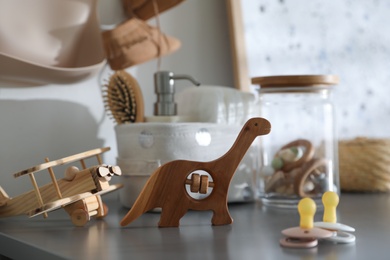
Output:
top-left (216, 126), bottom-right (256, 171)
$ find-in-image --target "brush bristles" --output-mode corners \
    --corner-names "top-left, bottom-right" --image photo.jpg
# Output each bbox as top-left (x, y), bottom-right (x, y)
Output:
top-left (103, 71), bottom-right (139, 124)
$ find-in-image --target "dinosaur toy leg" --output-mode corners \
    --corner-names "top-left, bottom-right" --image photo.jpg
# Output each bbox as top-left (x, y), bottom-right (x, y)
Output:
top-left (158, 206), bottom-right (188, 227)
top-left (211, 205), bottom-right (233, 225)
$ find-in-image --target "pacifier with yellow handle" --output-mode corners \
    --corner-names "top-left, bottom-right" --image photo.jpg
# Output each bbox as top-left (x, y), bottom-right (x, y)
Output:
top-left (314, 191), bottom-right (356, 243)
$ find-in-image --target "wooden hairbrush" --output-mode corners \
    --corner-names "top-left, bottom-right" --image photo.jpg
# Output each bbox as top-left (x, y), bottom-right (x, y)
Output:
top-left (103, 70), bottom-right (144, 124)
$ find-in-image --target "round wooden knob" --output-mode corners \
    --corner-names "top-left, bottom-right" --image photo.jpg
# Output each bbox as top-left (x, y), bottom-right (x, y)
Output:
top-left (190, 173), bottom-right (200, 193)
top-left (64, 166), bottom-right (79, 181)
top-left (199, 175), bottom-right (209, 194)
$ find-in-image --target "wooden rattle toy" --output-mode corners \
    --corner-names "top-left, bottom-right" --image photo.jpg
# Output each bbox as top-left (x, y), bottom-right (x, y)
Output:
top-left (120, 117), bottom-right (271, 227)
top-left (0, 147), bottom-right (122, 227)
top-left (314, 191), bottom-right (356, 243)
top-left (280, 197), bottom-right (333, 248)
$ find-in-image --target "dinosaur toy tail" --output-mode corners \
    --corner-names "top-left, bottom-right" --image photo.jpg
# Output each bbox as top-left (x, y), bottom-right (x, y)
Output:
top-left (120, 172), bottom-right (159, 226)
top-left (120, 204), bottom-right (146, 227)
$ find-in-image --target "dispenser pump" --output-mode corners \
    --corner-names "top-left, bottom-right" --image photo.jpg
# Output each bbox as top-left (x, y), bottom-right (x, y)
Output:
top-left (154, 71), bottom-right (200, 116)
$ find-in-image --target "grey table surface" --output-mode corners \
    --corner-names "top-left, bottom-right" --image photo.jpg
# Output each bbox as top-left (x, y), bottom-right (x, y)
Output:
top-left (0, 193), bottom-right (389, 260)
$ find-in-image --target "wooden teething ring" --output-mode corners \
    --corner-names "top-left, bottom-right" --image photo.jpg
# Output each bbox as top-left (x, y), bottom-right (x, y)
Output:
top-left (279, 139), bottom-right (314, 172)
top-left (294, 158), bottom-right (327, 197)
top-left (264, 171), bottom-right (285, 193)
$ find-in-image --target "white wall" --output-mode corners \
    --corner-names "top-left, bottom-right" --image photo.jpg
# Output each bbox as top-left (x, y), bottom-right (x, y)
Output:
top-left (0, 0), bottom-right (234, 196)
top-left (242, 0), bottom-right (390, 139)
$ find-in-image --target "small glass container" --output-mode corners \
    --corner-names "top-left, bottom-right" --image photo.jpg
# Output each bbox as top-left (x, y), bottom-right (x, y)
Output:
top-left (252, 75), bottom-right (340, 208)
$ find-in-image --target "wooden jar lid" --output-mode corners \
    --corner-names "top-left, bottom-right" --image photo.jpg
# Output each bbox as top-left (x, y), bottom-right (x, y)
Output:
top-left (251, 75), bottom-right (339, 88)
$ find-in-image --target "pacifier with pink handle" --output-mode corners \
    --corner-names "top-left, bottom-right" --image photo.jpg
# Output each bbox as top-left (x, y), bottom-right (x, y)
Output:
top-left (280, 197), bottom-right (333, 248)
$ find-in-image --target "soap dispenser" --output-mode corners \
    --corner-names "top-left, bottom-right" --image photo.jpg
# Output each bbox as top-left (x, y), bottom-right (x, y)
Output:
top-left (146, 71), bottom-right (200, 122)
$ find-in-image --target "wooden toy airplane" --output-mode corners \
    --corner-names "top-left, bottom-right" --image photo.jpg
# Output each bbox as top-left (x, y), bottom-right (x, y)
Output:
top-left (121, 117), bottom-right (271, 227)
top-left (0, 147), bottom-right (122, 226)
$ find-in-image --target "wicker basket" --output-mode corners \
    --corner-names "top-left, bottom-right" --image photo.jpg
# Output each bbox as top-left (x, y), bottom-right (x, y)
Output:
top-left (339, 137), bottom-right (390, 192)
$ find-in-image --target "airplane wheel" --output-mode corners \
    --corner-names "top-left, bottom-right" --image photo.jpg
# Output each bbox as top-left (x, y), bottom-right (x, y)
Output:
top-left (71, 209), bottom-right (90, 227)
top-left (96, 203), bottom-right (109, 219)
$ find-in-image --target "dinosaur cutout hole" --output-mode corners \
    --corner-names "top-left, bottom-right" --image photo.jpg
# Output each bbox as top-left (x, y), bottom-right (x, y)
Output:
top-left (185, 171), bottom-right (214, 200)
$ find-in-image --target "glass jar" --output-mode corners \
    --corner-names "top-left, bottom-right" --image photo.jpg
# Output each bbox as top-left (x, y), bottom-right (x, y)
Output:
top-left (252, 75), bottom-right (340, 208)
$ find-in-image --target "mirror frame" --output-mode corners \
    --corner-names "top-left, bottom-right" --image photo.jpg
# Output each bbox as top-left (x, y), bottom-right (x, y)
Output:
top-left (226, 0), bottom-right (250, 92)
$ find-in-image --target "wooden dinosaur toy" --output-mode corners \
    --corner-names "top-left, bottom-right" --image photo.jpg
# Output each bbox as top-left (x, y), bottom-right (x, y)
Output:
top-left (120, 117), bottom-right (271, 227)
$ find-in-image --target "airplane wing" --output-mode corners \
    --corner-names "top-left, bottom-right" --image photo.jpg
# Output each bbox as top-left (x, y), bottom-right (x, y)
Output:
top-left (28, 183), bottom-right (123, 218)
top-left (14, 147), bottom-right (111, 178)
